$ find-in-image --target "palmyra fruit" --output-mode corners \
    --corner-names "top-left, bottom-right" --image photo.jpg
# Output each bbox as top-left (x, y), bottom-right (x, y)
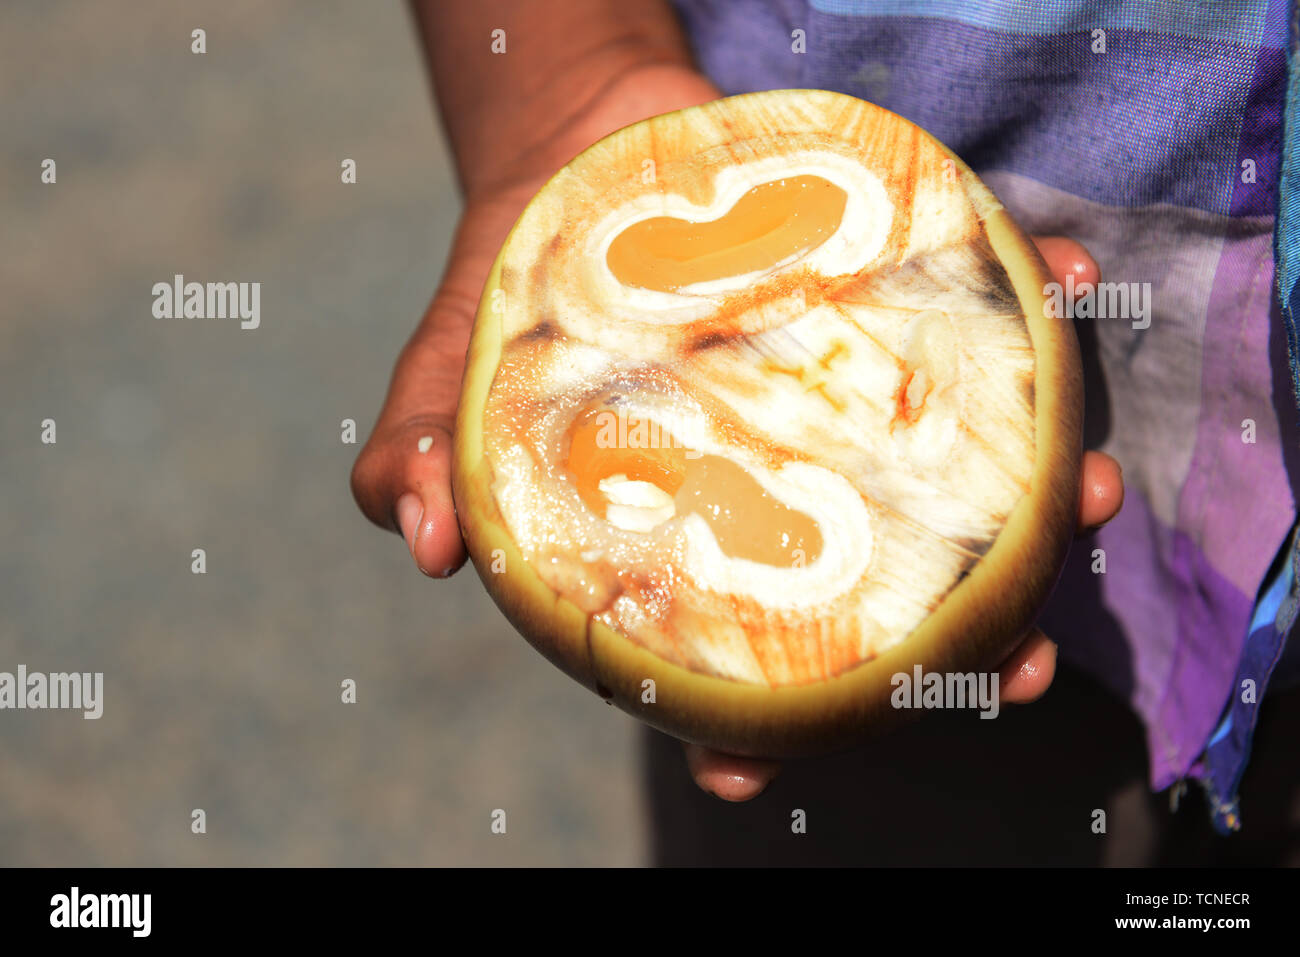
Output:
top-left (452, 89), bottom-right (1082, 757)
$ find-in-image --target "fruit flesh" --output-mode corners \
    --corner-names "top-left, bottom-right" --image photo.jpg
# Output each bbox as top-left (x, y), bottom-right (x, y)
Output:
top-left (459, 89), bottom-right (1079, 703)
top-left (565, 404), bottom-right (824, 567)
top-left (481, 147), bottom-right (1039, 685)
top-left (455, 90), bottom-right (1082, 753)
top-left (606, 175), bottom-right (847, 291)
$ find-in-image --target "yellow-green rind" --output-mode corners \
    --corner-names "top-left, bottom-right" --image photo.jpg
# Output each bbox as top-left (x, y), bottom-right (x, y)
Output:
top-left (452, 89), bottom-right (1083, 757)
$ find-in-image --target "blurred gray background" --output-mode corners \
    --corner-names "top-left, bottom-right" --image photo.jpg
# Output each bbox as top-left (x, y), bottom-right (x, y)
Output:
top-left (0, 0), bottom-right (646, 865)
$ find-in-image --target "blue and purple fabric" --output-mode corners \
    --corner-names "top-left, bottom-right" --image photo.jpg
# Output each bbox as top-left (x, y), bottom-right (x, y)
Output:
top-left (672, 0), bottom-right (1300, 833)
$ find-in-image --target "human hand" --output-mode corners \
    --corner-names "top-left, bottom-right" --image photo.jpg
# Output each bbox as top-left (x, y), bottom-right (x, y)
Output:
top-left (350, 64), bottom-right (722, 571)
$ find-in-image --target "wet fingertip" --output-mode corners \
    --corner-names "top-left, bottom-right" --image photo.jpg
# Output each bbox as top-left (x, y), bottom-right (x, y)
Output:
top-left (1001, 637), bottom-right (1057, 702)
top-left (710, 775), bottom-right (764, 803)
top-left (1072, 255), bottom-right (1100, 288)
top-left (684, 743), bottom-right (780, 802)
top-left (1081, 464), bottom-right (1125, 532)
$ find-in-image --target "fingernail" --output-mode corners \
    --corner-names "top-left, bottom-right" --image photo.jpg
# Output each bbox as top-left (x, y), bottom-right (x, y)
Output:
top-left (396, 493), bottom-right (423, 553)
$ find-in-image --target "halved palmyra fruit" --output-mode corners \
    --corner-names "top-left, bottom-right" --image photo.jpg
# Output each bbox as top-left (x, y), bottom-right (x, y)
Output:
top-left (453, 89), bottom-right (1081, 757)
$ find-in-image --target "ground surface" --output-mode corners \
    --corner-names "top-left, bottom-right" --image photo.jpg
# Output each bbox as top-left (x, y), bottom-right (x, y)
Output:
top-left (0, 0), bottom-right (646, 865)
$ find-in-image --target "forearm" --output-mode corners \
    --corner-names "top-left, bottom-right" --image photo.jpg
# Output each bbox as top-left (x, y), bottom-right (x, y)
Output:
top-left (409, 0), bottom-right (718, 201)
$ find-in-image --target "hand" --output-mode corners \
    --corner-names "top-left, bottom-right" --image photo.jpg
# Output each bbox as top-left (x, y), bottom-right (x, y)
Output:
top-left (686, 236), bottom-right (1124, 802)
top-left (350, 64), bottom-right (722, 572)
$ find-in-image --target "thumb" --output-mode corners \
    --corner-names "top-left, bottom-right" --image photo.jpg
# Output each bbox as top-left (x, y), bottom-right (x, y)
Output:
top-left (349, 306), bottom-right (470, 578)
top-left (351, 197), bottom-right (530, 577)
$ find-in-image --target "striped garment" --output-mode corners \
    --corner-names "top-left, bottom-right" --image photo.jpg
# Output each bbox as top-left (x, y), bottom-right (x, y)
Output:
top-left (671, 0), bottom-right (1299, 832)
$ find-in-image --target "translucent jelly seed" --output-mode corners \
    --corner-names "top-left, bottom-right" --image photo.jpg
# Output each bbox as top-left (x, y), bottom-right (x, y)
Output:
top-left (606, 175), bottom-right (847, 292)
top-left (565, 402), bottom-right (823, 567)
top-left (674, 453), bottom-right (823, 567)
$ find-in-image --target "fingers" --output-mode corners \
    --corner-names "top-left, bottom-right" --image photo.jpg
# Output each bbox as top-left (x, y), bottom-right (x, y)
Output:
top-left (677, 235), bottom-right (1098, 803)
top-left (681, 625), bottom-right (1057, 801)
top-left (350, 304), bottom-right (475, 578)
top-left (1029, 240), bottom-right (1124, 527)
top-left (683, 743), bottom-right (782, 802)
top-left (351, 416), bottom-right (466, 578)
top-left (1031, 235), bottom-right (1100, 290)
top-left (352, 193), bottom-right (538, 577)
top-left (998, 628), bottom-right (1058, 704)
top-left (1029, 236), bottom-right (1123, 534)
top-left (682, 627), bottom-right (1058, 803)
top-left (1078, 449), bottom-right (1123, 532)
top-left (1000, 451), bottom-right (1119, 704)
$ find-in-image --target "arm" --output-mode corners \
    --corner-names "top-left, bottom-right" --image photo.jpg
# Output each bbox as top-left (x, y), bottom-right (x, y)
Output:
top-left (415, 0), bottom-right (719, 204)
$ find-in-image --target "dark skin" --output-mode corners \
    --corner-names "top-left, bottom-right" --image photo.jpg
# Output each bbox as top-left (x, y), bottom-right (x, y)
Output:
top-left (352, 0), bottom-right (1125, 801)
